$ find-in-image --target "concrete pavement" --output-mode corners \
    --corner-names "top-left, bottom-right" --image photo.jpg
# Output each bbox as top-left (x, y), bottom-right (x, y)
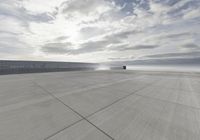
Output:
top-left (0, 70), bottom-right (200, 140)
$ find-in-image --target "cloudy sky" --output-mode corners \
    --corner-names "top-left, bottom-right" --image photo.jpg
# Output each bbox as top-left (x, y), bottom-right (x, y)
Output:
top-left (0, 0), bottom-right (200, 62)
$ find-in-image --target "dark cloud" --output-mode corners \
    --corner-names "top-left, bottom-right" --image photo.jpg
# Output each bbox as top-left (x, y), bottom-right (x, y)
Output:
top-left (0, 32), bottom-right (27, 47)
top-left (79, 26), bottom-right (106, 39)
top-left (110, 30), bottom-right (139, 39)
top-left (167, 0), bottom-right (200, 18)
top-left (53, 36), bottom-right (69, 41)
top-left (0, 30), bottom-right (22, 36)
top-left (144, 51), bottom-right (200, 59)
top-left (101, 30), bottom-right (139, 47)
top-left (108, 56), bottom-right (135, 61)
top-left (182, 43), bottom-right (199, 49)
top-left (163, 32), bottom-right (192, 39)
top-left (110, 0), bottom-right (150, 16)
top-left (0, 42), bottom-right (32, 55)
top-left (131, 45), bottom-right (159, 50)
top-left (72, 38), bottom-right (122, 54)
top-left (0, 1), bottom-right (55, 26)
top-left (153, 0), bottom-right (180, 6)
top-left (155, 32), bottom-right (196, 44)
top-left (110, 44), bottom-right (159, 51)
top-left (107, 43), bottom-right (128, 51)
top-left (41, 40), bottom-right (109, 55)
top-left (72, 36), bottom-right (125, 54)
top-left (0, 26), bottom-right (33, 55)
top-left (77, 40), bottom-right (107, 53)
top-left (61, 0), bottom-right (104, 15)
top-left (29, 13), bottom-right (54, 23)
top-left (41, 42), bottom-right (72, 54)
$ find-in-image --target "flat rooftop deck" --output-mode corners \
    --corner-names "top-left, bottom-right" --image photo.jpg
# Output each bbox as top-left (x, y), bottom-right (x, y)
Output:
top-left (0, 70), bottom-right (200, 140)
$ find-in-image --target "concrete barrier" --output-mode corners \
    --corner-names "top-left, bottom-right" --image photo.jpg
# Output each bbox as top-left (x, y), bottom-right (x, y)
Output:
top-left (0, 60), bottom-right (98, 75)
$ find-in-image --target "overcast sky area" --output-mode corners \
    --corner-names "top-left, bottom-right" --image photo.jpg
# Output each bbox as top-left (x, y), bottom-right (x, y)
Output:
top-left (0, 0), bottom-right (200, 63)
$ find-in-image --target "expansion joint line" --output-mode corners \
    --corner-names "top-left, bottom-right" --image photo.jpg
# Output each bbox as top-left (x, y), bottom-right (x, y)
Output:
top-left (33, 82), bottom-right (114, 140)
top-left (34, 78), bottom-right (161, 140)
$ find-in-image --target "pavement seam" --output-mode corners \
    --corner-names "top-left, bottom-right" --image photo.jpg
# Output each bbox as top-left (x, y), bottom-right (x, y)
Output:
top-left (36, 78), bottom-right (161, 140)
top-left (34, 82), bottom-right (114, 140)
top-left (34, 77), bottom-right (161, 140)
top-left (44, 119), bottom-right (83, 140)
top-left (5, 72), bottom-right (199, 139)
top-left (85, 79), bottom-right (160, 118)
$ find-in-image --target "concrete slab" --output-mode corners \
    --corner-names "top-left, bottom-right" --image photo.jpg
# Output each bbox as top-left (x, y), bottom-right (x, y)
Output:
top-left (135, 84), bottom-right (179, 103)
top-left (0, 78), bottom-right (81, 140)
top-left (88, 94), bottom-right (200, 140)
top-left (177, 90), bottom-right (200, 108)
top-left (44, 75), bottom-right (157, 117)
top-left (151, 76), bottom-right (181, 91)
top-left (0, 80), bottom-right (48, 107)
top-left (0, 70), bottom-right (200, 140)
top-left (48, 120), bottom-right (112, 140)
top-left (136, 79), bottom-right (200, 108)
top-left (0, 98), bottom-right (82, 140)
top-left (180, 76), bottom-right (200, 93)
top-left (33, 71), bottom-right (137, 94)
top-left (165, 104), bottom-right (200, 140)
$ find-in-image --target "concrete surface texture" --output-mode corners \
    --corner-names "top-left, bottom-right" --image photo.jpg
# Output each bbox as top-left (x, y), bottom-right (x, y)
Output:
top-left (0, 70), bottom-right (200, 140)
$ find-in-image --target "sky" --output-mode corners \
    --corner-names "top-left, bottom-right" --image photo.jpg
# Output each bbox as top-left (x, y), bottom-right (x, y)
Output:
top-left (0, 0), bottom-right (200, 63)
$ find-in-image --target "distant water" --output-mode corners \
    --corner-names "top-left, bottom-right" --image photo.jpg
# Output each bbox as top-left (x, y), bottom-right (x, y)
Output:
top-left (127, 65), bottom-right (200, 72)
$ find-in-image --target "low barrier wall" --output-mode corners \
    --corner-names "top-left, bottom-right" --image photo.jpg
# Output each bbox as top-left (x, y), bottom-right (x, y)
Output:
top-left (0, 60), bottom-right (97, 75)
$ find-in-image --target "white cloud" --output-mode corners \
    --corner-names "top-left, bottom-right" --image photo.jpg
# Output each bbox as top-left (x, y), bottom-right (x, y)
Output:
top-left (0, 0), bottom-right (199, 62)
top-left (22, 0), bottom-right (64, 13)
top-left (183, 8), bottom-right (200, 19)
